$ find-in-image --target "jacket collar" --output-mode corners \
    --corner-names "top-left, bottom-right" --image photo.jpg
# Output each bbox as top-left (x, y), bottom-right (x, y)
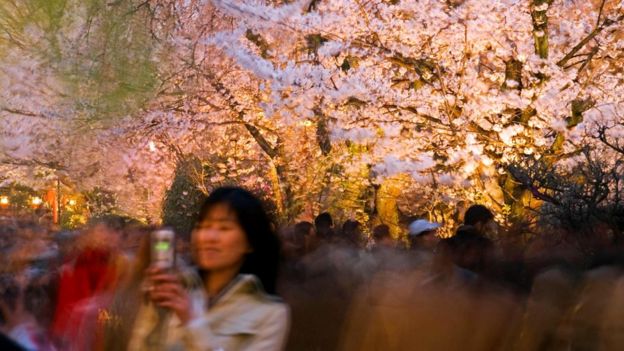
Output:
top-left (206, 274), bottom-right (264, 309)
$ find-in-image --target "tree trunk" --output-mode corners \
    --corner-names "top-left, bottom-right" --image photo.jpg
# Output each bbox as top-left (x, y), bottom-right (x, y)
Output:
top-left (375, 176), bottom-right (404, 239)
top-left (531, 0), bottom-right (554, 59)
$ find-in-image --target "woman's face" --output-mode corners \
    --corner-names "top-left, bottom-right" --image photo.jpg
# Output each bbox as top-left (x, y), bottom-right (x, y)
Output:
top-left (192, 204), bottom-right (251, 272)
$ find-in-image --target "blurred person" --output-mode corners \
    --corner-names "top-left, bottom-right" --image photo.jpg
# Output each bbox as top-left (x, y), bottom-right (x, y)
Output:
top-left (283, 221), bottom-right (313, 260)
top-left (102, 227), bottom-right (194, 351)
top-left (66, 225), bottom-right (160, 351)
top-left (0, 221), bottom-right (59, 350)
top-left (297, 221), bottom-right (318, 255)
top-left (283, 219), bottom-right (370, 351)
top-left (314, 212), bottom-right (335, 242)
top-left (597, 265), bottom-right (624, 350)
top-left (100, 228), bottom-right (154, 351)
top-left (50, 218), bottom-right (126, 349)
top-left (0, 277), bottom-right (56, 351)
top-left (565, 261), bottom-right (621, 350)
top-left (339, 220), bottom-right (363, 248)
top-left (432, 205), bottom-right (498, 279)
top-left (509, 266), bottom-right (580, 351)
top-left (119, 225), bottom-right (151, 264)
top-left (339, 246), bottom-right (521, 351)
top-left (462, 204), bottom-right (498, 238)
top-left (438, 226), bottom-right (494, 276)
top-left (372, 224), bottom-right (395, 249)
top-left (283, 244), bottom-right (362, 351)
top-left (279, 222), bottom-right (314, 286)
top-left (408, 219), bottom-right (441, 252)
top-left (426, 222), bottom-right (497, 290)
top-left (127, 186), bottom-right (289, 351)
top-left (367, 224), bottom-right (421, 275)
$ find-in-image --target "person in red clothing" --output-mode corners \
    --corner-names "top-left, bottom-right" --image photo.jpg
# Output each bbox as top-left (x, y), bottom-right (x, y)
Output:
top-left (50, 218), bottom-right (125, 350)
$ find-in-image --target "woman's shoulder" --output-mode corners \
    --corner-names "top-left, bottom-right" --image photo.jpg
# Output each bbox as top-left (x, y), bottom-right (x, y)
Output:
top-left (225, 275), bottom-right (289, 317)
top-left (234, 275), bottom-right (287, 304)
top-left (238, 295), bottom-right (288, 326)
top-left (199, 275), bottom-right (289, 340)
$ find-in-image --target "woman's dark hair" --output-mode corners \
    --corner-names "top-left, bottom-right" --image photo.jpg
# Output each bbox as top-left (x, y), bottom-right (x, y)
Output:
top-left (196, 186), bottom-right (281, 294)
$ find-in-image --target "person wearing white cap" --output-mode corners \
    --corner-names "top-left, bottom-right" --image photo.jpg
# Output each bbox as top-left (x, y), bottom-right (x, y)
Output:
top-left (408, 219), bottom-right (441, 251)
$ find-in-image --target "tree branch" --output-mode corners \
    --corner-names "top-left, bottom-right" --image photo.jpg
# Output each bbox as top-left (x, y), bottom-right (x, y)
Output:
top-left (0, 157), bottom-right (66, 171)
top-left (0, 107), bottom-right (48, 119)
top-left (202, 71), bottom-right (279, 159)
top-left (597, 126), bottom-right (624, 154)
top-left (557, 13), bottom-right (624, 67)
top-left (531, 0), bottom-right (554, 58)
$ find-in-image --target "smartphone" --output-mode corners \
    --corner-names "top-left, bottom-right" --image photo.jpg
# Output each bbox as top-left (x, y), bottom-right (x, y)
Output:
top-left (150, 228), bottom-right (176, 270)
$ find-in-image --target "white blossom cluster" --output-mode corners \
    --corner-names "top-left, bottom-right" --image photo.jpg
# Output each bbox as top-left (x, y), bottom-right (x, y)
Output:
top-left (2, 0), bottom-right (624, 220)
top-left (203, 0), bottom-right (624, 208)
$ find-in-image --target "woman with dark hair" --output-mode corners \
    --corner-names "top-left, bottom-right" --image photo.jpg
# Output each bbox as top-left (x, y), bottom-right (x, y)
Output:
top-left (127, 187), bottom-right (289, 351)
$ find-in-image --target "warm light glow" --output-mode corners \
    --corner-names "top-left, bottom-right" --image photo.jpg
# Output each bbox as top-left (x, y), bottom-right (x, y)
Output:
top-left (0, 196), bottom-right (9, 205)
top-left (31, 197), bottom-right (43, 206)
top-left (68, 199), bottom-right (77, 206)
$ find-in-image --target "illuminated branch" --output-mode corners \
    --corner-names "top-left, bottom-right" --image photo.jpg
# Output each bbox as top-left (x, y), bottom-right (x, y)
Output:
top-left (527, 185), bottom-right (560, 205)
top-left (575, 45), bottom-right (599, 76)
top-left (0, 107), bottom-right (49, 119)
top-left (503, 59), bottom-right (523, 90)
top-left (557, 11), bottom-right (624, 67)
top-left (0, 157), bottom-right (66, 171)
top-left (202, 71), bottom-right (279, 159)
top-left (245, 29), bottom-right (271, 59)
top-left (597, 126), bottom-right (624, 155)
top-left (506, 164), bottom-right (561, 205)
top-left (314, 107), bottom-right (332, 156)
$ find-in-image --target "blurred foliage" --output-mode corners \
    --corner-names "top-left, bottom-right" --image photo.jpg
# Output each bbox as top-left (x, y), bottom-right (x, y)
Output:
top-left (67, 188), bottom-right (142, 229)
top-left (67, 0), bottom-right (160, 123)
top-left (318, 143), bottom-right (376, 232)
top-left (59, 192), bottom-right (86, 229)
top-left (162, 157), bottom-right (207, 240)
top-left (0, 183), bottom-right (42, 213)
top-left (60, 209), bottom-right (87, 229)
top-left (0, 0), bottom-right (160, 123)
top-left (162, 155), bottom-right (282, 237)
top-left (0, 0), bottom-right (67, 56)
top-left (506, 150), bottom-right (624, 246)
top-left (83, 186), bottom-right (119, 217)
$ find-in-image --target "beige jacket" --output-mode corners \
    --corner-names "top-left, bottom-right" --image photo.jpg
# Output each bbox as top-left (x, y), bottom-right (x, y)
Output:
top-left (128, 274), bottom-right (289, 351)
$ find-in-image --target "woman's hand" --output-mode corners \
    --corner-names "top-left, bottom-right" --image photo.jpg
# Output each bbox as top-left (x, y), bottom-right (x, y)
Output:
top-left (144, 267), bottom-right (192, 325)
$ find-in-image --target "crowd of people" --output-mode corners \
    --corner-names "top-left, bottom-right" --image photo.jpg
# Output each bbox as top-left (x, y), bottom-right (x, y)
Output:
top-left (2, 186), bottom-right (624, 350)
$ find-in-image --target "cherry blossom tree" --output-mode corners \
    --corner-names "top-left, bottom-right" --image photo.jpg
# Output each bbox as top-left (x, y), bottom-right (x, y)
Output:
top-left (2, 0), bottom-right (624, 234)
top-left (198, 0), bottom-right (624, 232)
